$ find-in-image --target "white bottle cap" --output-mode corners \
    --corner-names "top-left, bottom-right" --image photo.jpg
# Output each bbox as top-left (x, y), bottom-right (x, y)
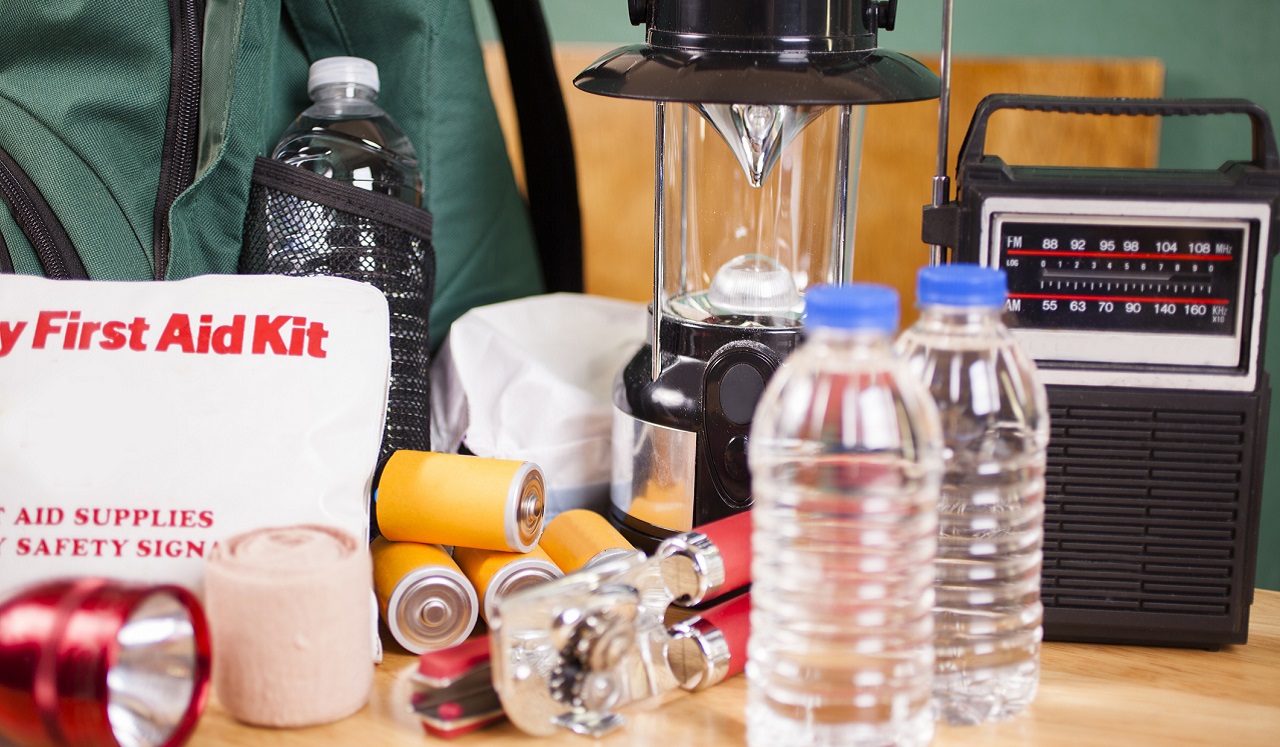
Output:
top-left (307, 56), bottom-right (380, 96)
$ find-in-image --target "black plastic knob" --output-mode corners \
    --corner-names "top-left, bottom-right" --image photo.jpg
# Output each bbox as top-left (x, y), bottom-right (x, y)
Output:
top-left (866, 0), bottom-right (897, 32)
top-left (629, 0), bottom-right (650, 26)
top-left (723, 436), bottom-right (749, 482)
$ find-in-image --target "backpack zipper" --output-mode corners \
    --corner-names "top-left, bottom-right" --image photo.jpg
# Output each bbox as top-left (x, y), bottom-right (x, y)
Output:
top-left (152, 0), bottom-right (206, 280)
top-left (0, 223), bottom-right (13, 273)
top-left (0, 145), bottom-right (88, 279)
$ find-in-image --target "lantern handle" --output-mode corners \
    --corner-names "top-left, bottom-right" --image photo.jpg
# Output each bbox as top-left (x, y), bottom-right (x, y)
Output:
top-left (651, 102), bottom-right (667, 381)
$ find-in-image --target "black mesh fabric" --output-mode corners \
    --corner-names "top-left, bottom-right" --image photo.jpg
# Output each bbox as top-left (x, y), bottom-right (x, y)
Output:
top-left (241, 158), bottom-right (434, 471)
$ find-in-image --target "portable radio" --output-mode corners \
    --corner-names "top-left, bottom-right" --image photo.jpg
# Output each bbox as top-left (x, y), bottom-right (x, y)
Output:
top-left (923, 96), bottom-right (1280, 647)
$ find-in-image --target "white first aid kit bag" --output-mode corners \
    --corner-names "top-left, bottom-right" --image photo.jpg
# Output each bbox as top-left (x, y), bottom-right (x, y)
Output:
top-left (0, 274), bottom-right (390, 599)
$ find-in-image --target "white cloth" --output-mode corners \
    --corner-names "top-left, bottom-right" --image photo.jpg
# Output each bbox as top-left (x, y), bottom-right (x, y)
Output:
top-left (431, 293), bottom-right (646, 517)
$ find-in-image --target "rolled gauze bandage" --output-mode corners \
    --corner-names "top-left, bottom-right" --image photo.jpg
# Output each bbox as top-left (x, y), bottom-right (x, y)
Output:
top-left (205, 524), bottom-right (373, 728)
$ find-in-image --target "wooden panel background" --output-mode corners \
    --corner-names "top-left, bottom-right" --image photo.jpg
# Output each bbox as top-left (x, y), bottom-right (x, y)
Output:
top-left (484, 46), bottom-right (1164, 321)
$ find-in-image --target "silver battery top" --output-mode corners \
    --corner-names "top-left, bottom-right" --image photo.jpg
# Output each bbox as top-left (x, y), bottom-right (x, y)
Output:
top-left (389, 568), bottom-right (478, 653)
top-left (514, 466), bottom-right (547, 549)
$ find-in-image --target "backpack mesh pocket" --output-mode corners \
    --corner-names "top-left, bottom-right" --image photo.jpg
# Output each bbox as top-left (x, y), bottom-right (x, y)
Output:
top-left (241, 157), bottom-right (434, 470)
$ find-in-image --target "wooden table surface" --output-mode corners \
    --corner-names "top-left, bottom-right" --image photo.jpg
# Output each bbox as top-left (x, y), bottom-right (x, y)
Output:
top-left (191, 589), bottom-right (1280, 747)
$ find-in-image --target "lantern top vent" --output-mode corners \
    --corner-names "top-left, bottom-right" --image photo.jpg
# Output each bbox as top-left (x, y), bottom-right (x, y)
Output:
top-left (574, 0), bottom-right (940, 106)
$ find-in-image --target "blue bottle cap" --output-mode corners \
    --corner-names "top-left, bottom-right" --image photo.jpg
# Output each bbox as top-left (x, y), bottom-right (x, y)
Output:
top-left (804, 283), bottom-right (900, 333)
top-left (916, 264), bottom-right (1008, 308)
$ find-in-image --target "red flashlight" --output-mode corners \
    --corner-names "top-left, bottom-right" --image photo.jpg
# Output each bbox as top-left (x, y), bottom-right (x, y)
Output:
top-left (0, 578), bottom-right (211, 747)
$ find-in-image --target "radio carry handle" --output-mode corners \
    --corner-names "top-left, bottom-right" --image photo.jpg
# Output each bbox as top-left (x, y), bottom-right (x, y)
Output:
top-left (956, 94), bottom-right (1280, 172)
top-left (923, 95), bottom-right (1280, 252)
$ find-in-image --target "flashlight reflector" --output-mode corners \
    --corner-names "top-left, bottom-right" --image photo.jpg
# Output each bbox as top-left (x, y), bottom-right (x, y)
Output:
top-left (0, 578), bottom-right (211, 747)
top-left (108, 592), bottom-right (203, 747)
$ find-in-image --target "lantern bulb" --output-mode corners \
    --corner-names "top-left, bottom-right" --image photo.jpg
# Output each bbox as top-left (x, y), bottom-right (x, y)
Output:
top-left (707, 254), bottom-right (800, 317)
top-left (743, 106), bottom-right (775, 137)
top-left (696, 103), bottom-right (826, 187)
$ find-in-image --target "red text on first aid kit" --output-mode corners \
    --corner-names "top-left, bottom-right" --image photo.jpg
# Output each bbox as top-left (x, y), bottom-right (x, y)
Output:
top-left (0, 311), bottom-right (330, 358)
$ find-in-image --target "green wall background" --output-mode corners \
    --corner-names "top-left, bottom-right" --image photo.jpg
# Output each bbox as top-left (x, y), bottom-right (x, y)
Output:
top-left (471, 0), bottom-right (1280, 590)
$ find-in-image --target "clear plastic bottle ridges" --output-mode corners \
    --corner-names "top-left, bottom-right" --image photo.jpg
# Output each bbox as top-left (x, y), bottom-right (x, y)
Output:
top-left (273, 56), bottom-right (423, 205)
top-left (896, 264), bottom-right (1048, 725)
top-left (747, 283), bottom-right (942, 747)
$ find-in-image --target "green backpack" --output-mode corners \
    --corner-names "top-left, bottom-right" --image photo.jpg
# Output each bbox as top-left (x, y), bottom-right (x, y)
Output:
top-left (0, 0), bottom-right (554, 350)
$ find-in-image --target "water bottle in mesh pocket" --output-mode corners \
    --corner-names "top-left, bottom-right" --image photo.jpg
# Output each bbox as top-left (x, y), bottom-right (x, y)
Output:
top-left (241, 157), bottom-right (434, 468)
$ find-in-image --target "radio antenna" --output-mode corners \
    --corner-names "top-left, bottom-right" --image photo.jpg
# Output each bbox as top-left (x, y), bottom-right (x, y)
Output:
top-left (930, 0), bottom-right (956, 266)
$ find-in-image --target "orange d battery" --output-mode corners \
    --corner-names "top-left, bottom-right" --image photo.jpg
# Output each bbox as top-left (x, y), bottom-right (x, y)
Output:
top-left (539, 509), bottom-right (636, 574)
top-left (452, 545), bottom-right (563, 624)
top-left (377, 450), bottom-right (546, 553)
top-left (372, 537), bottom-right (479, 654)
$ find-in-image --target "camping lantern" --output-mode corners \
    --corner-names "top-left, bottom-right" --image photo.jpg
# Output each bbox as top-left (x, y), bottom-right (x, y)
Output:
top-left (575, 0), bottom-right (940, 547)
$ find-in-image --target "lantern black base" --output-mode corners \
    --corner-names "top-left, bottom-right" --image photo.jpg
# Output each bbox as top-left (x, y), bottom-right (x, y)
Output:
top-left (614, 314), bottom-right (801, 548)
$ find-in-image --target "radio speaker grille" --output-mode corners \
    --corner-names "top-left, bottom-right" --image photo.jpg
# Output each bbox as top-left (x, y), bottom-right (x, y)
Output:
top-left (1041, 384), bottom-right (1266, 647)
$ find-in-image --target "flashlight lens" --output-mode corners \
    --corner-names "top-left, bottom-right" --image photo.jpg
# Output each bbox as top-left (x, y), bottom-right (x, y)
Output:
top-left (107, 592), bottom-right (199, 747)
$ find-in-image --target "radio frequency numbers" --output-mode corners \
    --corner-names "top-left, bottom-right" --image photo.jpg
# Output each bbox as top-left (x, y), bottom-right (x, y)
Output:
top-left (993, 219), bottom-right (1245, 336)
top-left (1002, 255), bottom-right (1220, 296)
top-left (1006, 296), bottom-right (1227, 321)
top-left (1004, 232), bottom-right (1236, 257)
top-left (1005, 236), bottom-right (1229, 321)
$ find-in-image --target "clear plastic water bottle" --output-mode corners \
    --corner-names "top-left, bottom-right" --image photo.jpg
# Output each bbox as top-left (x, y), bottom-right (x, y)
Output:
top-left (747, 283), bottom-right (943, 747)
top-left (254, 55), bottom-right (432, 466)
top-left (272, 56), bottom-right (423, 205)
top-left (895, 265), bottom-right (1048, 725)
